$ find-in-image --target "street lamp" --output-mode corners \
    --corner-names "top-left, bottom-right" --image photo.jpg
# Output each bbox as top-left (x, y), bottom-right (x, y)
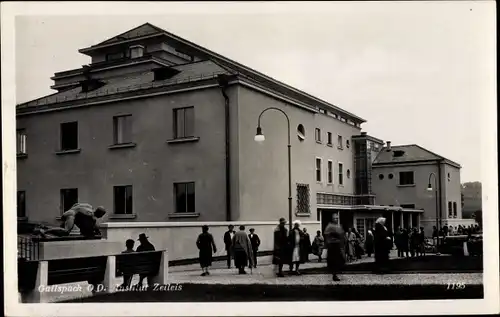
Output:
top-left (427, 172), bottom-right (441, 254)
top-left (255, 107), bottom-right (292, 231)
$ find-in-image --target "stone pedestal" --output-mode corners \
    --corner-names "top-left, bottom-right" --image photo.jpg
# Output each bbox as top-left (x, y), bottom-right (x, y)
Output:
top-left (38, 239), bottom-right (123, 261)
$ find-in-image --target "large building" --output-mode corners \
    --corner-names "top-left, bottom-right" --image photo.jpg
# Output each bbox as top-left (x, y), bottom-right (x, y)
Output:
top-left (371, 143), bottom-right (475, 232)
top-left (16, 23), bottom-right (468, 242)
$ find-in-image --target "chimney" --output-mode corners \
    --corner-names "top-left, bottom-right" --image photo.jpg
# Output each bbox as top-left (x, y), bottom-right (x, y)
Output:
top-left (129, 45), bottom-right (145, 58)
top-left (386, 141), bottom-right (392, 151)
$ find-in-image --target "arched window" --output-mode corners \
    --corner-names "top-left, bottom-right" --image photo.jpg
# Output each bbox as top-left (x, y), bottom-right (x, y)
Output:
top-left (453, 202), bottom-right (457, 217)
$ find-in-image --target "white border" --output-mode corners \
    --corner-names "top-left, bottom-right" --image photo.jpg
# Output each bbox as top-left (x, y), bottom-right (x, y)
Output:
top-left (2, 1), bottom-right (499, 316)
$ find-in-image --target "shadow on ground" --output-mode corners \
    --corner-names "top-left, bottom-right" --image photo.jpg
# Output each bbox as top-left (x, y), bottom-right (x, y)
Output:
top-left (63, 283), bottom-right (483, 302)
top-left (302, 255), bottom-right (483, 274)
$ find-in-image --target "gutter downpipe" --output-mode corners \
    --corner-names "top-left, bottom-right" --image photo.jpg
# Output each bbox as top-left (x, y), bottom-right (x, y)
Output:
top-left (218, 74), bottom-right (231, 221)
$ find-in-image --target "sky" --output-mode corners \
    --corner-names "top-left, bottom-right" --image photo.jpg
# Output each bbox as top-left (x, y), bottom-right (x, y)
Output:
top-left (13, 1), bottom-right (496, 183)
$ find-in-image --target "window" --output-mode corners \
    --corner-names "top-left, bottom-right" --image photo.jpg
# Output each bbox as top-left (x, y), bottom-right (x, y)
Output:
top-left (453, 202), bottom-right (457, 217)
top-left (388, 173), bottom-right (394, 179)
top-left (338, 163), bottom-right (344, 185)
top-left (17, 129), bottom-right (27, 155)
top-left (319, 109), bottom-right (326, 114)
top-left (346, 140), bottom-right (350, 148)
top-left (379, 174), bottom-right (384, 180)
top-left (106, 52), bottom-right (125, 61)
top-left (60, 188), bottom-right (78, 215)
top-left (113, 115), bottom-right (133, 144)
top-left (60, 122), bottom-right (79, 151)
top-left (337, 135), bottom-right (343, 149)
top-left (399, 171), bottom-right (414, 185)
top-left (448, 201), bottom-right (452, 217)
top-left (173, 107), bottom-right (195, 139)
top-left (296, 184), bottom-right (310, 214)
top-left (17, 191), bottom-right (26, 218)
top-left (327, 160), bottom-right (333, 184)
top-left (174, 182), bottom-right (195, 213)
top-left (448, 173), bottom-right (451, 181)
top-left (297, 124), bottom-right (306, 141)
top-left (114, 185), bottom-right (133, 214)
top-left (315, 128), bottom-right (321, 143)
top-left (315, 158), bottom-right (322, 182)
top-left (401, 204), bottom-right (416, 209)
top-left (327, 132), bottom-right (332, 145)
top-left (347, 169), bottom-right (351, 179)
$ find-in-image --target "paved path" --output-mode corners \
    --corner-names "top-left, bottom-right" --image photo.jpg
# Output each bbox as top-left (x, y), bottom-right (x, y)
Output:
top-left (23, 250), bottom-right (483, 303)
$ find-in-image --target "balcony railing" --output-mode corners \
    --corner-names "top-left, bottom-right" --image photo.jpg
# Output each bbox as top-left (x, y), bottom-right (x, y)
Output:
top-left (317, 193), bottom-right (375, 206)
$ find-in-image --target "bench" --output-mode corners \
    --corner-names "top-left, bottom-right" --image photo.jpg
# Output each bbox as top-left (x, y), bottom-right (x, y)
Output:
top-left (116, 251), bottom-right (163, 279)
top-left (18, 242), bottom-right (168, 303)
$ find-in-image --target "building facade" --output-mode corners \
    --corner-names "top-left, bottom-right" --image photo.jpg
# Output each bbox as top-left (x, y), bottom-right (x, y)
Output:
top-left (371, 143), bottom-right (474, 233)
top-left (16, 23), bottom-right (368, 231)
top-left (16, 23), bottom-right (471, 243)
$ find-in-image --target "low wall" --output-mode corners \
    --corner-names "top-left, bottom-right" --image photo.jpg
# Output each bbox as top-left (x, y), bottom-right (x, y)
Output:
top-left (99, 221), bottom-right (321, 262)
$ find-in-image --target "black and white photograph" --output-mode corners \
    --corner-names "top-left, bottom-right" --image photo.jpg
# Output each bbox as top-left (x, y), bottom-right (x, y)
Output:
top-left (2, 1), bottom-right (499, 316)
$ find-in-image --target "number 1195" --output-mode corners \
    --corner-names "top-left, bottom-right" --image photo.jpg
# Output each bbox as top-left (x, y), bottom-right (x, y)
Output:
top-left (447, 282), bottom-right (466, 290)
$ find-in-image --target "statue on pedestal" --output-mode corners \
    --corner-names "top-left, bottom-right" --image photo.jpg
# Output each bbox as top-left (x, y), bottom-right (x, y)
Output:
top-left (33, 203), bottom-right (106, 240)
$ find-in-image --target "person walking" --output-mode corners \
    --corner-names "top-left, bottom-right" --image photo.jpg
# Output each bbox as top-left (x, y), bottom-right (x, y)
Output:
top-left (196, 225), bottom-right (217, 276)
top-left (232, 225), bottom-right (254, 274)
top-left (395, 227), bottom-right (403, 257)
top-left (364, 229), bottom-right (374, 257)
top-left (345, 228), bottom-right (356, 262)
top-left (418, 227), bottom-right (426, 256)
top-left (324, 213), bottom-right (346, 281)
top-left (352, 227), bottom-right (364, 260)
top-left (373, 217), bottom-right (392, 274)
top-left (273, 218), bottom-right (289, 277)
top-left (248, 228), bottom-right (261, 268)
top-left (135, 233), bottom-right (155, 287)
top-left (223, 225), bottom-right (235, 269)
top-left (289, 220), bottom-right (306, 275)
top-left (409, 228), bottom-right (419, 257)
top-left (312, 230), bottom-right (325, 262)
top-left (302, 227), bottom-right (312, 262)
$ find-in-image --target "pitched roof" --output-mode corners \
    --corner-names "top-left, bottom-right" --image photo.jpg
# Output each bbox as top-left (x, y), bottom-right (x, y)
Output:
top-left (79, 23), bottom-right (365, 123)
top-left (372, 144), bottom-right (461, 168)
top-left (96, 23), bottom-right (164, 46)
top-left (16, 60), bottom-right (232, 110)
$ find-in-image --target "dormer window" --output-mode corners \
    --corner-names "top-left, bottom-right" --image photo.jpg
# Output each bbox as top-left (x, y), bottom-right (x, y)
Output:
top-left (153, 67), bottom-right (180, 81)
top-left (106, 52), bottom-right (125, 61)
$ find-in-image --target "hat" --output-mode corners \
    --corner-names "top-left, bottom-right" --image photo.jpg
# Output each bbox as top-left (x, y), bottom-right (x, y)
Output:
top-left (375, 217), bottom-right (386, 225)
top-left (138, 233), bottom-right (149, 240)
top-left (293, 220), bottom-right (301, 226)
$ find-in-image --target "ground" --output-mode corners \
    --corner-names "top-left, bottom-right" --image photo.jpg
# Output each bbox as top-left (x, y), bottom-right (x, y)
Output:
top-left (45, 251), bottom-right (483, 303)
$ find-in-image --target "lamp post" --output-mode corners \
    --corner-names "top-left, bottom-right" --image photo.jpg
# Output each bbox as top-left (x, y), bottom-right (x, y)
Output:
top-left (427, 173), bottom-right (441, 254)
top-left (255, 107), bottom-right (292, 231)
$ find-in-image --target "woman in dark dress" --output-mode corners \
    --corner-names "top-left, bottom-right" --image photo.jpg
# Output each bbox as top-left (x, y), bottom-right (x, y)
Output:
top-left (273, 218), bottom-right (289, 277)
top-left (373, 217), bottom-right (392, 274)
top-left (196, 225), bottom-right (217, 276)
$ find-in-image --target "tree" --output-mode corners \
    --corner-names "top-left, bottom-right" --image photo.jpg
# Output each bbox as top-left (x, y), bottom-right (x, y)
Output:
top-left (472, 210), bottom-right (482, 227)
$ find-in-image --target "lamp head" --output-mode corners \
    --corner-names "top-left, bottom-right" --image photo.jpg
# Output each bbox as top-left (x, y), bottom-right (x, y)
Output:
top-left (427, 184), bottom-right (433, 191)
top-left (254, 126), bottom-right (265, 142)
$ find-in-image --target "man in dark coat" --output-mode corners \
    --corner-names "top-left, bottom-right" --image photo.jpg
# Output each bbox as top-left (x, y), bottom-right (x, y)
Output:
top-left (223, 225), bottom-right (235, 269)
top-left (302, 227), bottom-right (312, 262)
top-left (196, 225), bottom-right (217, 276)
top-left (135, 233), bottom-right (155, 287)
top-left (324, 213), bottom-right (345, 281)
top-left (248, 228), bottom-right (261, 268)
top-left (273, 218), bottom-right (289, 277)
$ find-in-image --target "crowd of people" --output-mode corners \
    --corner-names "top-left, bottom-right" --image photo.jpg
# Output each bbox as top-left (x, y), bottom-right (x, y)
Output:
top-left (194, 214), bottom-right (399, 281)
top-left (432, 224), bottom-right (482, 238)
